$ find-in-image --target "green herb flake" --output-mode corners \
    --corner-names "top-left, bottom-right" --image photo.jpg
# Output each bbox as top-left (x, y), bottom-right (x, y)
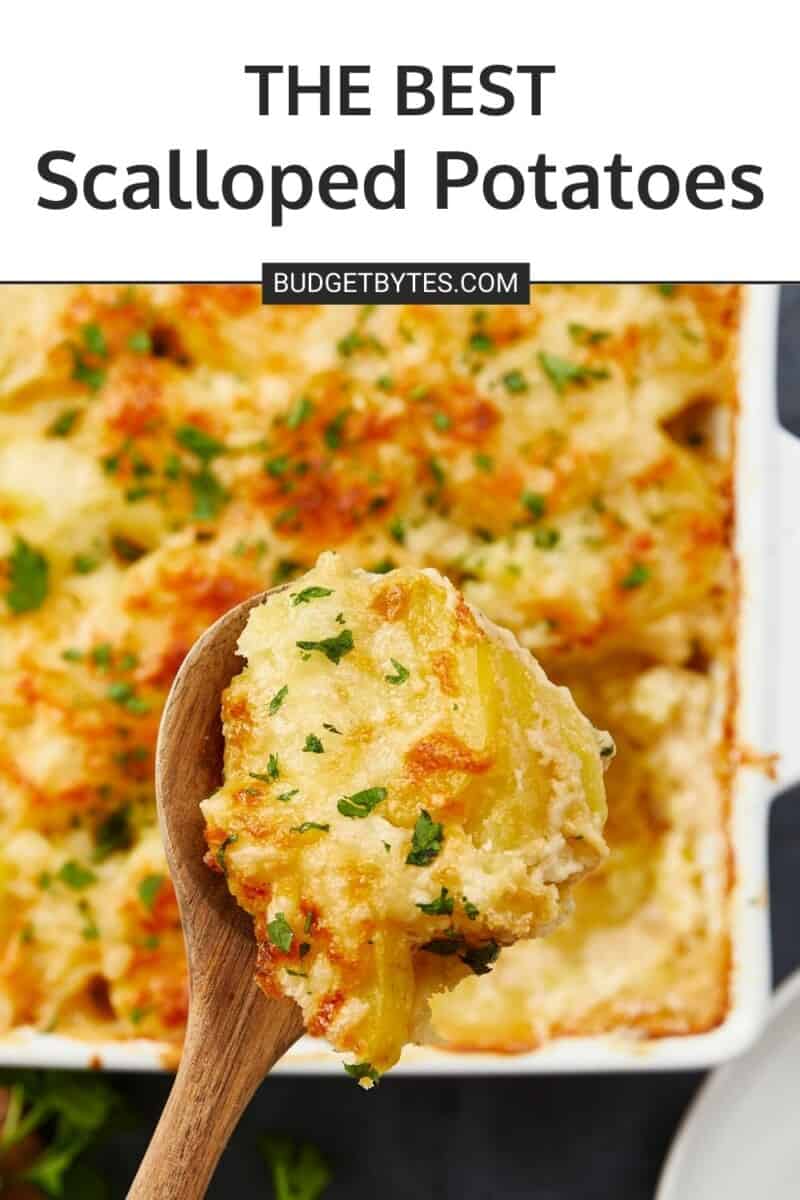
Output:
top-left (620, 562), bottom-right (651, 589)
top-left (522, 491), bottom-right (546, 521)
top-left (277, 789), bottom-right (299, 803)
top-left (265, 454), bottom-right (290, 478)
top-left (433, 411), bottom-right (451, 432)
top-left (6, 537), bottom-right (49, 614)
top-left (267, 912), bottom-right (294, 953)
top-left (138, 874), bottom-right (164, 912)
top-left (337, 786), bottom-right (387, 819)
top-left (47, 407), bottom-right (81, 437)
top-left (82, 323), bottom-right (108, 357)
top-left (296, 629), bottom-right (354, 665)
top-left (291, 586), bottom-right (334, 606)
top-left (92, 642), bottom-right (113, 668)
top-left (474, 452), bottom-right (494, 473)
top-left (657, 283), bottom-right (677, 297)
top-left (538, 351), bottom-right (610, 395)
top-left (568, 322), bottom-right (611, 345)
top-left (385, 658), bottom-right (409, 686)
top-left (189, 467), bottom-right (227, 520)
top-left (343, 1062), bottom-right (381, 1085)
top-left (175, 424), bottom-right (225, 462)
top-left (322, 722), bottom-right (342, 736)
top-left (461, 940), bottom-right (501, 976)
top-left (93, 805), bottom-right (133, 861)
top-left (388, 516), bottom-right (406, 544)
top-left (469, 331), bottom-right (494, 353)
top-left (61, 647), bottom-right (84, 662)
top-left (269, 684), bottom-right (289, 715)
top-left (216, 833), bottom-right (238, 873)
top-left (128, 329), bottom-right (152, 354)
top-left (303, 912), bottom-right (315, 934)
top-left (420, 931), bottom-right (464, 955)
top-left (417, 887), bottom-right (454, 916)
top-left (323, 409), bottom-right (349, 450)
top-left (57, 860), bottom-right (97, 890)
top-left (462, 897), bottom-right (480, 920)
top-left (406, 809), bottom-right (444, 866)
top-left (286, 395), bottom-right (314, 429)
top-left (534, 527), bottom-right (561, 550)
top-left (502, 369), bottom-right (528, 393)
top-left (303, 733), bottom-right (324, 754)
top-left (73, 553), bottom-right (99, 575)
top-left (290, 822), bottom-right (330, 834)
top-left (71, 353), bottom-right (106, 392)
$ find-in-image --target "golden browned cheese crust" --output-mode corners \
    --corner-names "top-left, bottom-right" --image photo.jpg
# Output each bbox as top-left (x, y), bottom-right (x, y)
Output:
top-left (0, 283), bottom-right (738, 1051)
top-left (200, 554), bottom-right (610, 1077)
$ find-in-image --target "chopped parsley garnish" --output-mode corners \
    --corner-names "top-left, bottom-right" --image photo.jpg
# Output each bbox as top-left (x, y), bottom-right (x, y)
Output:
top-left (138, 874), bottom-right (164, 911)
top-left (323, 409), bottom-right (349, 449)
top-left (82, 323), bottom-right (108, 357)
top-left (285, 968), bottom-right (308, 979)
top-left (273, 559), bottom-right (304, 585)
top-left (92, 642), bottom-right (112, 668)
top-left (296, 629), bottom-right (354, 665)
top-left (376, 373), bottom-right (394, 391)
top-left (343, 1062), bottom-right (381, 1085)
top-left (6, 537), bottom-right (49, 614)
top-left (93, 805), bottom-right (133, 861)
top-left (461, 940), bottom-right (501, 976)
top-left (474, 452), bottom-right (494, 473)
top-left (47, 407), bottom-right (81, 437)
top-left (502, 369), bottom-right (528, 393)
top-left (469, 331), bottom-right (494, 352)
top-left (189, 467), bottom-right (227, 520)
top-left (388, 516), bottom-right (406, 544)
top-left (216, 833), bottom-right (238, 873)
top-left (250, 754), bottom-right (280, 782)
top-left (267, 912), bottom-right (294, 953)
top-left (406, 809), bottom-right (444, 866)
top-left (61, 647), bottom-right (84, 662)
top-left (286, 395), bottom-right (314, 429)
top-left (657, 283), bottom-right (677, 297)
top-left (291, 586), bottom-right (334, 605)
top-left (420, 930), bottom-right (464, 955)
top-left (417, 887), bottom-right (454, 916)
top-left (175, 424), bottom-right (225, 462)
top-left (568, 322), bottom-right (611, 345)
top-left (303, 912), bottom-right (315, 934)
top-left (73, 553), bottom-right (99, 574)
top-left (429, 457), bottom-right (446, 487)
top-left (369, 558), bottom-right (396, 574)
top-left (269, 685), bottom-right (289, 715)
top-left (538, 352), bottom-right (610, 395)
top-left (111, 534), bottom-right (146, 563)
top-left (265, 454), bottom-right (290, 478)
top-left (290, 822), bottom-right (330, 834)
top-left (534, 527), bottom-right (560, 550)
top-left (462, 897), bottom-right (480, 920)
top-left (258, 1133), bottom-right (332, 1200)
top-left (337, 330), bottom-right (366, 357)
top-left (106, 680), bottom-right (151, 714)
top-left (433, 411), bottom-right (451, 432)
top-left (71, 353), bottom-right (106, 392)
top-left (303, 733), bottom-right (324, 754)
top-left (337, 786), bottom-right (387, 819)
top-left (322, 722), bottom-right (342, 735)
top-left (620, 562), bottom-right (651, 589)
top-left (128, 329), bottom-right (153, 353)
top-left (57, 861), bottom-right (97, 890)
top-left (277, 789), bottom-right (299, 803)
top-left (522, 491), bottom-right (546, 521)
top-left (385, 658), bottom-right (409, 685)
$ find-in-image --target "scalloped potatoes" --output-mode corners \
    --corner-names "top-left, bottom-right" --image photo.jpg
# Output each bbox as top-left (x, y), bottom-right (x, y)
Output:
top-left (201, 553), bottom-right (611, 1079)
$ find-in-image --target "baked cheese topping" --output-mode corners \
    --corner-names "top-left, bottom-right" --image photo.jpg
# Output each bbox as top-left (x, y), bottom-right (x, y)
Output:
top-left (200, 553), bottom-right (611, 1079)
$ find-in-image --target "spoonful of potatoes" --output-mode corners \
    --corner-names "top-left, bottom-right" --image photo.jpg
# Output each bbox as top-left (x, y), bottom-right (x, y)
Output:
top-left (128, 552), bottom-right (613, 1198)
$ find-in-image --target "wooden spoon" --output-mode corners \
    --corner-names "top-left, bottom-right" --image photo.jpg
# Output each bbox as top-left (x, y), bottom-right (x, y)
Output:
top-left (127, 587), bottom-right (304, 1200)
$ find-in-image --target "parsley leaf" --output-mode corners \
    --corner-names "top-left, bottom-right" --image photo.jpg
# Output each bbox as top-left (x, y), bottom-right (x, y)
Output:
top-left (291, 586), bottom-right (334, 605)
top-left (337, 787), bottom-right (387, 819)
top-left (92, 805), bottom-right (133, 861)
top-left (81, 323), bottom-right (108, 357)
top-left (620, 562), bottom-right (651, 589)
top-left (534, 527), bottom-right (560, 550)
top-left (406, 810), bottom-right (444, 866)
top-left (521, 491), bottom-right (546, 521)
top-left (189, 468), bottom-right (227, 520)
top-left (47, 407), bottom-right (81, 437)
top-left (417, 887), bottom-right (454, 916)
top-left (138, 874), bottom-right (164, 911)
top-left (258, 1133), bottom-right (332, 1200)
top-left (420, 930), bottom-right (464, 955)
top-left (502, 369), bottom-right (528, 393)
top-left (267, 912), bottom-right (294, 953)
top-left (175, 424), bottom-right (225, 462)
top-left (538, 352), bottom-right (610, 395)
top-left (296, 629), bottom-right (354, 665)
top-left (323, 410), bottom-right (349, 449)
top-left (462, 897), bottom-right (480, 920)
top-left (57, 861), bottom-right (96, 890)
top-left (216, 833), bottom-right (238, 873)
top-left (250, 754), bottom-right (280, 783)
top-left (6, 537), bottom-right (49, 614)
top-left (385, 658), bottom-right (409, 685)
top-left (461, 940), bottom-right (501, 976)
top-left (128, 329), bottom-right (152, 354)
top-left (303, 734), bottom-right (324, 754)
top-left (269, 685), bottom-right (289, 715)
top-left (343, 1062), bottom-right (381, 1086)
top-left (286, 395), bottom-right (314, 429)
top-left (290, 822), bottom-right (329, 834)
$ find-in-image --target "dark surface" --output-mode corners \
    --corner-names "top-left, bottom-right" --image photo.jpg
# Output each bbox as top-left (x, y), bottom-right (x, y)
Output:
top-left (102, 287), bottom-right (800, 1200)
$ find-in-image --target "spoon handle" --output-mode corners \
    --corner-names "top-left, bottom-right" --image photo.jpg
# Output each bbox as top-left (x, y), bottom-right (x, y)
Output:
top-left (127, 989), bottom-right (302, 1199)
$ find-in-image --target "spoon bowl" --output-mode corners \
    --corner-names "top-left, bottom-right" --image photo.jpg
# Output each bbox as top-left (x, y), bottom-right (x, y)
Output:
top-left (128, 586), bottom-right (304, 1200)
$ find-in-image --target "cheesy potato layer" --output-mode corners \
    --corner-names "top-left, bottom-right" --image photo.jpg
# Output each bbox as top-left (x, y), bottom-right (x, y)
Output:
top-left (201, 554), bottom-right (611, 1078)
top-left (0, 283), bottom-right (738, 1054)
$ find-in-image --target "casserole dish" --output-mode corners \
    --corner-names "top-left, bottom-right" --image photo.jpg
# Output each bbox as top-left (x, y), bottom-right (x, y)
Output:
top-left (0, 283), bottom-right (794, 1074)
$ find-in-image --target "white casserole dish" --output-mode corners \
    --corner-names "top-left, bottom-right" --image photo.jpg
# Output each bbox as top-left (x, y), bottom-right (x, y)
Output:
top-left (0, 284), bottom-right (795, 1075)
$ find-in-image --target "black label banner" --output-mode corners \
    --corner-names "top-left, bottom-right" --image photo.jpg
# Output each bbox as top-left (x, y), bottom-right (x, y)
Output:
top-left (261, 262), bottom-right (530, 305)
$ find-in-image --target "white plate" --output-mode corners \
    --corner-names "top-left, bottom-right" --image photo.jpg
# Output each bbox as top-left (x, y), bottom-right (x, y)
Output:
top-left (656, 969), bottom-right (800, 1200)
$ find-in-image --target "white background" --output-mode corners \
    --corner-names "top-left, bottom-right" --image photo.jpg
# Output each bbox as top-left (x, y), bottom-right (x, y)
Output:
top-left (0, 0), bottom-right (797, 281)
